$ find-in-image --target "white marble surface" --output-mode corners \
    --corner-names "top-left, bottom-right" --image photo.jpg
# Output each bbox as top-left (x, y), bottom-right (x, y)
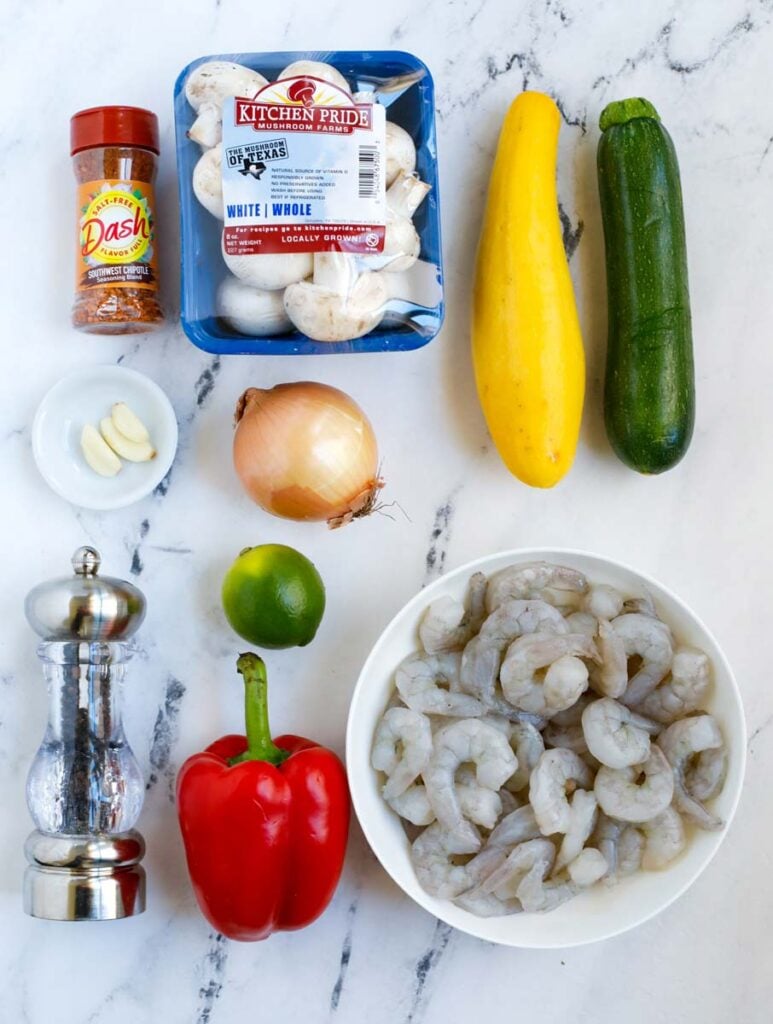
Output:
top-left (1, 0), bottom-right (771, 1021)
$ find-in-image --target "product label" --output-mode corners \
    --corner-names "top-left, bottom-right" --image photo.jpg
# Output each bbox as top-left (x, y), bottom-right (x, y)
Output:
top-left (76, 179), bottom-right (158, 290)
top-left (221, 76), bottom-right (386, 256)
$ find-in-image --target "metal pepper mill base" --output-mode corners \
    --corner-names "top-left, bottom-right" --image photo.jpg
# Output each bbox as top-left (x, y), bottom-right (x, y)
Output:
top-left (24, 831), bottom-right (146, 921)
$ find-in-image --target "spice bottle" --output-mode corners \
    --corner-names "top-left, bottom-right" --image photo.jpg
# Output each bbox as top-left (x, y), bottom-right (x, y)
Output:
top-left (71, 106), bottom-right (163, 334)
top-left (23, 547), bottom-right (148, 920)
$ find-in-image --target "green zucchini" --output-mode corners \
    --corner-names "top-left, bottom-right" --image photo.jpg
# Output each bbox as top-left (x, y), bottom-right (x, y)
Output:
top-left (598, 97), bottom-right (695, 474)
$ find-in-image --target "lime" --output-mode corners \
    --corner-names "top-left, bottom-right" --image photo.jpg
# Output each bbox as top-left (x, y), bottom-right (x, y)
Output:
top-left (222, 544), bottom-right (326, 649)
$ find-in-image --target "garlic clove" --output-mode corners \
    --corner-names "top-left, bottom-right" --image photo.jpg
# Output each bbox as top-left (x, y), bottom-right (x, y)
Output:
top-left (81, 424), bottom-right (122, 477)
top-left (111, 402), bottom-right (150, 444)
top-left (100, 418), bottom-right (156, 463)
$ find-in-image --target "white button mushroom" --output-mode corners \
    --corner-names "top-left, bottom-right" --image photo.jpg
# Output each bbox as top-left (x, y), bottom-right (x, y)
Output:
top-left (385, 122), bottom-right (417, 186)
top-left (221, 232), bottom-right (313, 291)
top-left (284, 253), bottom-right (387, 342)
top-left (277, 61), bottom-right (351, 94)
top-left (192, 144), bottom-right (224, 219)
top-left (185, 62), bottom-right (268, 149)
top-left (188, 102), bottom-right (223, 149)
top-left (368, 171), bottom-right (431, 273)
top-left (217, 275), bottom-right (293, 337)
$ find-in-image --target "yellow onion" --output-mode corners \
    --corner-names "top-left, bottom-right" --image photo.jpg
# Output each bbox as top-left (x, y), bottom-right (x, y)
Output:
top-left (233, 382), bottom-right (383, 528)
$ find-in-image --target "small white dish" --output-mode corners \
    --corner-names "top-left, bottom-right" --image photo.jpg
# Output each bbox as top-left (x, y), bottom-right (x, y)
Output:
top-left (346, 548), bottom-right (746, 948)
top-left (32, 365), bottom-right (178, 511)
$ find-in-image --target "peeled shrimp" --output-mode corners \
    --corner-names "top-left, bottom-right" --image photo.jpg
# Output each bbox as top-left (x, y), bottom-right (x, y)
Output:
top-left (388, 778), bottom-right (502, 829)
top-left (634, 647), bottom-right (711, 724)
top-left (542, 721), bottom-right (589, 757)
top-left (500, 634), bottom-right (598, 716)
top-left (659, 715), bottom-right (724, 831)
top-left (410, 823), bottom-right (482, 898)
top-left (516, 846), bottom-right (606, 913)
top-left (581, 698), bottom-right (657, 769)
top-left (612, 613), bottom-right (673, 706)
top-left (594, 745), bottom-right (674, 823)
top-left (372, 707), bottom-right (433, 800)
top-left (617, 824), bottom-right (644, 876)
top-left (419, 572), bottom-right (487, 654)
top-left (479, 838), bottom-right (556, 900)
top-left (396, 652), bottom-right (485, 717)
top-left (594, 619), bottom-right (628, 698)
top-left (554, 789), bottom-right (598, 873)
top-left (565, 611), bottom-right (598, 638)
top-left (485, 562), bottom-right (588, 613)
top-left (592, 812), bottom-right (623, 884)
top-left (455, 890), bottom-right (522, 917)
top-left (459, 599), bottom-right (567, 716)
top-left (582, 584), bottom-right (624, 621)
top-left (685, 746), bottom-right (727, 802)
top-left (529, 748), bottom-right (594, 835)
top-left (423, 719), bottom-right (516, 848)
top-left (504, 721), bottom-right (545, 792)
top-left (641, 807), bottom-right (686, 870)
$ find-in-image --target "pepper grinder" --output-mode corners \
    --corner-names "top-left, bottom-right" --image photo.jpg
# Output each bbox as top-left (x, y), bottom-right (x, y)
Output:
top-left (23, 546), bottom-right (147, 921)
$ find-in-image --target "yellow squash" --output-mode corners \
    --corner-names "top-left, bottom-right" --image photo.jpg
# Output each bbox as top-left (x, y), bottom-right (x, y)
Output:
top-left (472, 91), bottom-right (585, 488)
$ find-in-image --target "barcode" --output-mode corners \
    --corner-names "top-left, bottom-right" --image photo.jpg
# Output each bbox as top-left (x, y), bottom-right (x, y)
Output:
top-left (358, 146), bottom-right (379, 198)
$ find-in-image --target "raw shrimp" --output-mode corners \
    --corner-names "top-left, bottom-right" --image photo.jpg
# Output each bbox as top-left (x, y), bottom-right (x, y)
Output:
top-left (634, 647), bottom-right (711, 724)
top-left (455, 890), bottom-right (521, 917)
top-left (565, 611), bottom-right (598, 638)
top-left (499, 788), bottom-right (521, 816)
top-left (485, 562), bottom-right (588, 613)
top-left (504, 721), bottom-right (545, 792)
top-left (389, 779), bottom-right (502, 829)
top-left (372, 707), bottom-right (433, 800)
top-left (685, 747), bottom-right (727, 802)
top-left (659, 715), bottom-right (724, 831)
top-left (592, 812), bottom-right (623, 884)
top-left (617, 825), bottom-right (644, 876)
top-left (479, 599), bottom-right (570, 643)
top-left (419, 572), bottom-right (487, 654)
top-left (500, 634), bottom-right (598, 716)
top-left (641, 807), bottom-right (686, 870)
top-left (486, 804), bottom-right (542, 848)
top-left (567, 848), bottom-right (608, 887)
top-left (423, 718), bottom-right (517, 848)
top-left (554, 789), bottom-right (598, 873)
top-left (459, 599), bottom-right (567, 716)
top-left (594, 745), bottom-right (674, 823)
top-left (611, 613), bottom-right (674, 706)
top-left (583, 584), bottom-right (624, 621)
top-left (549, 691), bottom-right (594, 728)
top-left (581, 698), bottom-right (657, 770)
top-left (410, 823), bottom-right (482, 898)
top-left (543, 721), bottom-right (589, 756)
top-left (622, 592), bottom-right (658, 617)
top-left (516, 846), bottom-right (606, 912)
top-left (529, 748), bottom-right (594, 835)
top-left (396, 652), bottom-right (485, 717)
top-left (479, 838), bottom-right (556, 900)
top-left (594, 619), bottom-right (628, 699)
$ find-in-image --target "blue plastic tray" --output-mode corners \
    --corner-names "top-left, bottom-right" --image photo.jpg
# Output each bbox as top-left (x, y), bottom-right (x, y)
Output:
top-left (173, 50), bottom-right (444, 355)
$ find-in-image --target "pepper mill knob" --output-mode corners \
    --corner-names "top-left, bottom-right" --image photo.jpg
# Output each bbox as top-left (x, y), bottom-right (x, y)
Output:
top-left (72, 546), bottom-right (100, 577)
top-left (25, 546), bottom-right (146, 642)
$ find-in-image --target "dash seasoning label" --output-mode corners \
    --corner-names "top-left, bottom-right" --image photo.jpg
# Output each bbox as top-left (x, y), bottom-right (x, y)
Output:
top-left (70, 105), bottom-right (163, 334)
top-left (76, 180), bottom-right (158, 290)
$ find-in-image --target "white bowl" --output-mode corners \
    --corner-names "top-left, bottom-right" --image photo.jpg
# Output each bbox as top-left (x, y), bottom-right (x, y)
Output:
top-left (32, 366), bottom-right (178, 511)
top-left (346, 548), bottom-right (746, 948)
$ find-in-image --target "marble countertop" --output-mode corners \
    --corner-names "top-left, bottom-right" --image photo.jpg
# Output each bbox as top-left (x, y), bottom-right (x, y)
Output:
top-left (2, 0), bottom-right (771, 1021)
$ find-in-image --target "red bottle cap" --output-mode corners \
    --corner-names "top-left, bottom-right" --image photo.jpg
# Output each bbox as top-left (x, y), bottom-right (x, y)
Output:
top-left (70, 106), bottom-right (160, 156)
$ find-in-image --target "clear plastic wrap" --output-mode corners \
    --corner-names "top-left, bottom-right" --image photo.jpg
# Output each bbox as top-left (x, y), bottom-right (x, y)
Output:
top-left (174, 51), bottom-right (444, 355)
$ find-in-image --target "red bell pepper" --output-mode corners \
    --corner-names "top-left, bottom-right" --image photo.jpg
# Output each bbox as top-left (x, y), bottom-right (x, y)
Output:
top-left (176, 652), bottom-right (350, 941)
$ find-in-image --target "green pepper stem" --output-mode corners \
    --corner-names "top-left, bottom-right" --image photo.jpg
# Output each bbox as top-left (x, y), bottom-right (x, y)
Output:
top-left (228, 653), bottom-right (288, 766)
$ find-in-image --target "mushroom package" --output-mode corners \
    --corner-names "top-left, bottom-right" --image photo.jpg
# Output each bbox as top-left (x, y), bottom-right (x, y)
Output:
top-left (177, 53), bottom-right (442, 348)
